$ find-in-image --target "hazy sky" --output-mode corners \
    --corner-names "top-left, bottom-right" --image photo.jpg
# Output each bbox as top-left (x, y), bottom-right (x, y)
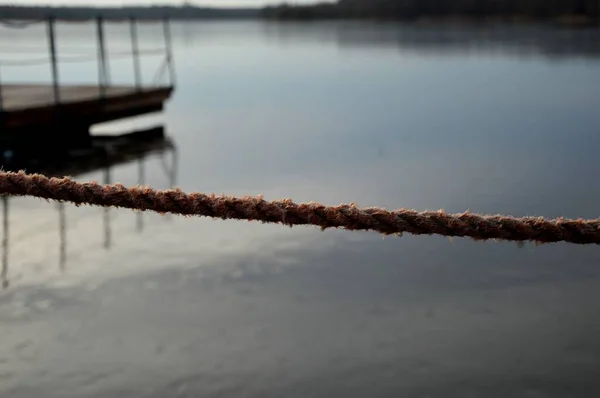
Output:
top-left (0, 0), bottom-right (322, 7)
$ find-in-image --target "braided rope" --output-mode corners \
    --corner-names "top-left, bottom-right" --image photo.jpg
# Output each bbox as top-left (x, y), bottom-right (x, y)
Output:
top-left (0, 170), bottom-right (598, 244)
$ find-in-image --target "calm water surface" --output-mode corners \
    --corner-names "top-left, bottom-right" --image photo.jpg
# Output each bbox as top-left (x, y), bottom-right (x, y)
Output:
top-left (1, 21), bottom-right (600, 397)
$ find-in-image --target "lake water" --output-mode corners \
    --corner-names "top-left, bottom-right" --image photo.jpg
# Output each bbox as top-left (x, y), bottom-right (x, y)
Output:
top-left (1, 20), bottom-right (600, 397)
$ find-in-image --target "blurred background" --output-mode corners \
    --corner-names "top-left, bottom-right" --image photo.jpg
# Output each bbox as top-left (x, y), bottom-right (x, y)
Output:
top-left (0, 1), bottom-right (600, 397)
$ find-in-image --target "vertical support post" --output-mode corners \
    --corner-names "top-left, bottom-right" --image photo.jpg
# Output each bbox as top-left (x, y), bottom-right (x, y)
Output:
top-left (163, 17), bottom-right (176, 87)
top-left (2, 197), bottom-right (8, 289)
top-left (170, 145), bottom-right (178, 189)
top-left (47, 16), bottom-right (60, 104)
top-left (103, 166), bottom-right (111, 250)
top-left (136, 157), bottom-right (145, 232)
top-left (96, 16), bottom-right (109, 98)
top-left (165, 144), bottom-right (178, 222)
top-left (0, 67), bottom-right (4, 113)
top-left (0, 67), bottom-right (4, 134)
top-left (130, 17), bottom-right (142, 92)
top-left (58, 203), bottom-right (66, 271)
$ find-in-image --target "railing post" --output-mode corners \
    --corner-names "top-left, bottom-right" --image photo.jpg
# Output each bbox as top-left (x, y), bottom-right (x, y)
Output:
top-left (2, 196), bottom-right (8, 289)
top-left (103, 165), bottom-right (111, 249)
top-left (0, 67), bottom-right (4, 113)
top-left (170, 144), bottom-right (178, 189)
top-left (162, 17), bottom-right (176, 87)
top-left (130, 17), bottom-right (142, 92)
top-left (47, 16), bottom-right (60, 104)
top-left (136, 157), bottom-right (145, 232)
top-left (96, 16), bottom-right (109, 98)
top-left (58, 203), bottom-right (66, 271)
top-left (0, 67), bottom-right (4, 136)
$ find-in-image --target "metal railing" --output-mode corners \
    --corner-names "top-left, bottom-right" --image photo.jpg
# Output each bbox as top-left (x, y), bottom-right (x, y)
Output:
top-left (0, 16), bottom-right (176, 112)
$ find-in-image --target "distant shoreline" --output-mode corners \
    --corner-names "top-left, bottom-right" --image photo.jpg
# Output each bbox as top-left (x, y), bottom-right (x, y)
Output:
top-left (0, 5), bottom-right (598, 28)
top-left (262, 14), bottom-right (599, 29)
top-left (0, 6), bottom-right (259, 21)
top-left (261, 2), bottom-right (600, 28)
top-left (411, 14), bottom-right (597, 28)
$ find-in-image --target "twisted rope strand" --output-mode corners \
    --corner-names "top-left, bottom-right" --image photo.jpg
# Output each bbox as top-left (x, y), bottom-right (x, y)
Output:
top-left (0, 170), bottom-right (599, 244)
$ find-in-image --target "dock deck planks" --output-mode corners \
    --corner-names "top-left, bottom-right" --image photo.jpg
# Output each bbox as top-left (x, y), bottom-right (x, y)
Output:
top-left (0, 84), bottom-right (173, 131)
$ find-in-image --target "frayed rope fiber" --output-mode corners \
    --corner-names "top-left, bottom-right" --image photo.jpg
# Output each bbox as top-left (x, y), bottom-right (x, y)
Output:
top-left (0, 170), bottom-right (599, 244)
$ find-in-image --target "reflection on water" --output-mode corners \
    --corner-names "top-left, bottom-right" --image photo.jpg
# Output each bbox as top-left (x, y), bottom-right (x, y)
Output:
top-left (0, 21), bottom-right (600, 398)
top-left (256, 22), bottom-right (600, 59)
top-left (57, 203), bottom-right (65, 272)
top-left (0, 127), bottom-right (178, 287)
top-left (2, 196), bottom-right (8, 289)
top-left (136, 159), bottom-right (145, 233)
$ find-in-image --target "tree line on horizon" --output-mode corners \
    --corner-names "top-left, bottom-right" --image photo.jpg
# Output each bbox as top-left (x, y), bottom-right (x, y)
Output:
top-left (262, 0), bottom-right (600, 22)
top-left (0, 2), bottom-right (598, 23)
top-left (0, 5), bottom-right (258, 21)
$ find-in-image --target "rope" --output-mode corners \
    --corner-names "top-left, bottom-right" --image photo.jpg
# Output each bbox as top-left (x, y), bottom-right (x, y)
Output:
top-left (0, 53), bottom-right (128, 67)
top-left (0, 19), bottom-right (45, 29)
top-left (0, 171), bottom-right (599, 245)
top-left (0, 46), bottom-right (164, 55)
top-left (111, 48), bottom-right (166, 56)
top-left (0, 57), bottom-right (49, 66)
top-left (0, 48), bottom-right (165, 67)
top-left (153, 56), bottom-right (168, 85)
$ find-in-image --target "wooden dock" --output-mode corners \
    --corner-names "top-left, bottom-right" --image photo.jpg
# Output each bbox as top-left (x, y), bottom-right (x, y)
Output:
top-left (1, 84), bottom-right (173, 127)
top-left (0, 17), bottom-right (176, 153)
top-left (0, 84), bottom-right (173, 150)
